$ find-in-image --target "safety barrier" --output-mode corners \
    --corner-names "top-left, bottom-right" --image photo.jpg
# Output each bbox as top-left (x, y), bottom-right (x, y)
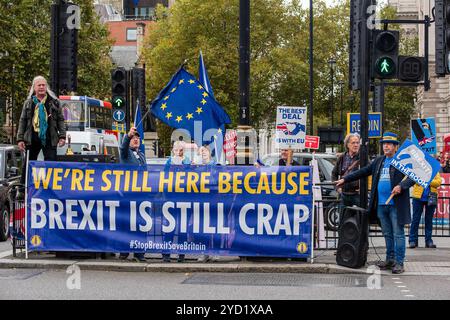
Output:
top-left (10, 186), bottom-right (25, 257)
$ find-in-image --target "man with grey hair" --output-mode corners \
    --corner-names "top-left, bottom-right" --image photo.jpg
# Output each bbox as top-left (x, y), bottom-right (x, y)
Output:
top-left (16, 76), bottom-right (66, 199)
top-left (332, 133), bottom-right (361, 208)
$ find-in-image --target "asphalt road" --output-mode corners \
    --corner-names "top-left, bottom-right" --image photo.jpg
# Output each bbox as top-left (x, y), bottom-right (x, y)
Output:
top-left (0, 241), bottom-right (11, 255)
top-left (1, 269), bottom-right (449, 300)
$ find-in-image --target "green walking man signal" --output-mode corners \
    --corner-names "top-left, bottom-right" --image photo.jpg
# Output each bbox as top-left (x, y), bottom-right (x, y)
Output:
top-left (376, 57), bottom-right (395, 76)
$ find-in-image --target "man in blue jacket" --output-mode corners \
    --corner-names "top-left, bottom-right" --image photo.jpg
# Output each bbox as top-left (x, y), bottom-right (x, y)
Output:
top-left (120, 127), bottom-right (146, 166)
top-left (119, 127), bottom-right (146, 262)
top-left (336, 132), bottom-right (415, 274)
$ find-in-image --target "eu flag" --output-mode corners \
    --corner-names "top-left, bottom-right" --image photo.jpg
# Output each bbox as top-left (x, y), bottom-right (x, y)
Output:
top-left (134, 100), bottom-right (146, 155)
top-left (150, 67), bottom-right (231, 147)
top-left (199, 51), bottom-right (215, 99)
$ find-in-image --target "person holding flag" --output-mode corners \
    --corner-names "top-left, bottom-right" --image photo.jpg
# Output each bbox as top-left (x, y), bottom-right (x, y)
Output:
top-left (118, 126), bottom-right (146, 262)
top-left (336, 132), bottom-right (415, 274)
top-left (150, 55), bottom-right (230, 160)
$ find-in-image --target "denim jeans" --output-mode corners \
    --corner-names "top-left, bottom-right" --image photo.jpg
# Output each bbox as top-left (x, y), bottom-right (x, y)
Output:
top-left (377, 205), bottom-right (405, 265)
top-left (409, 199), bottom-right (435, 245)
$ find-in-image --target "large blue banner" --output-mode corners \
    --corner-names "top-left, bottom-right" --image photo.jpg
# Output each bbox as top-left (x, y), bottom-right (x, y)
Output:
top-left (26, 162), bottom-right (313, 258)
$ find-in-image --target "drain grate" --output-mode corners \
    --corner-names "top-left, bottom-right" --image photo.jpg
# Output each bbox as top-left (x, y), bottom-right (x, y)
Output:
top-left (0, 269), bottom-right (45, 280)
top-left (182, 273), bottom-right (375, 288)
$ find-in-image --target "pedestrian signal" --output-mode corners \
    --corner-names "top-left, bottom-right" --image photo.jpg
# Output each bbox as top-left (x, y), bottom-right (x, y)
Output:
top-left (371, 30), bottom-right (399, 79)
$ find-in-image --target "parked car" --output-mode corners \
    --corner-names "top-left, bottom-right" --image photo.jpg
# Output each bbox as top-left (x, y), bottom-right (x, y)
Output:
top-left (0, 145), bottom-right (23, 241)
top-left (261, 152), bottom-right (340, 231)
top-left (146, 157), bottom-right (169, 165)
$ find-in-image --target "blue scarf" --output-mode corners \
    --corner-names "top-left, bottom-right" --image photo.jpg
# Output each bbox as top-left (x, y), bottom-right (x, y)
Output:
top-left (32, 96), bottom-right (48, 146)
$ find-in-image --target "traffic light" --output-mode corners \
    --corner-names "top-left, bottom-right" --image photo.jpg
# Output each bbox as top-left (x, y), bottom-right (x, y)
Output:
top-left (349, 0), bottom-right (375, 90)
top-left (398, 56), bottom-right (425, 82)
top-left (435, 0), bottom-right (450, 76)
top-left (111, 67), bottom-right (127, 110)
top-left (50, 1), bottom-right (79, 94)
top-left (132, 68), bottom-right (145, 110)
top-left (371, 30), bottom-right (399, 79)
top-left (58, 2), bottom-right (78, 93)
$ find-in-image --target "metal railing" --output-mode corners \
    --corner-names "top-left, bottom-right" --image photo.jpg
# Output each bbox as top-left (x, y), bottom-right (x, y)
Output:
top-left (314, 190), bottom-right (450, 249)
top-left (10, 186), bottom-right (25, 257)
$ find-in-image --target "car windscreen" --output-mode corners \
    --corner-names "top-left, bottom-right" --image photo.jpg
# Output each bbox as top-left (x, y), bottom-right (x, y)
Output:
top-left (62, 101), bottom-right (85, 131)
top-left (318, 157), bottom-right (336, 181)
top-left (57, 143), bottom-right (90, 155)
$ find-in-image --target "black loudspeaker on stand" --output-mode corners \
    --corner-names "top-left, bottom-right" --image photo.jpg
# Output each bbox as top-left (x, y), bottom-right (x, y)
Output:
top-left (336, 206), bottom-right (369, 268)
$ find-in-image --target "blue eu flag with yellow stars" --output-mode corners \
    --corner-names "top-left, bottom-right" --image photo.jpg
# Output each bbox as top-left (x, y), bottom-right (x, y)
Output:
top-left (150, 67), bottom-right (231, 147)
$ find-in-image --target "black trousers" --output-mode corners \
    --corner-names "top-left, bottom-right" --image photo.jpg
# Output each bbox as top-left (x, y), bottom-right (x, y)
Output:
top-left (20, 131), bottom-right (57, 186)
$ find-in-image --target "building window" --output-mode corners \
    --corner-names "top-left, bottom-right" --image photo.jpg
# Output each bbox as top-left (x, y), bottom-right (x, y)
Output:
top-left (127, 28), bottom-right (137, 41)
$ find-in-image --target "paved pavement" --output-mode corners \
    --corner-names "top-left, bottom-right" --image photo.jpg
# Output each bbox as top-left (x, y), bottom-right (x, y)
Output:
top-left (1, 237), bottom-right (449, 276)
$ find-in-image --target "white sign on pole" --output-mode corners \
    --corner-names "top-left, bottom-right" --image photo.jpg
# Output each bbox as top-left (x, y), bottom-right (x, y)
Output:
top-left (275, 106), bottom-right (307, 149)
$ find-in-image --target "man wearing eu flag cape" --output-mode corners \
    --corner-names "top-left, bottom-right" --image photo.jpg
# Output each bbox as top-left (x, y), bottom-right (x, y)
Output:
top-left (150, 55), bottom-right (230, 159)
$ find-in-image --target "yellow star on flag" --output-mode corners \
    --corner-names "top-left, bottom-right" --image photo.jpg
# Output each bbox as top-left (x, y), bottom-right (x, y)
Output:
top-left (189, 79), bottom-right (195, 84)
top-left (161, 103), bottom-right (167, 110)
top-left (218, 128), bottom-right (222, 134)
top-left (171, 87), bottom-right (177, 93)
top-left (197, 84), bottom-right (203, 90)
top-left (164, 96), bottom-right (170, 101)
top-left (202, 92), bottom-right (209, 98)
top-left (201, 99), bottom-right (207, 105)
top-left (175, 115), bottom-right (183, 123)
top-left (166, 112), bottom-right (172, 119)
top-left (196, 107), bottom-right (203, 114)
top-left (179, 79), bottom-right (185, 85)
top-left (186, 113), bottom-right (194, 120)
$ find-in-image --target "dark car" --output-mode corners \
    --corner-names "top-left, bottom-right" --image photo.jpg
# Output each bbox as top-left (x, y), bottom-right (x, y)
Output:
top-left (261, 152), bottom-right (340, 230)
top-left (0, 145), bottom-right (23, 241)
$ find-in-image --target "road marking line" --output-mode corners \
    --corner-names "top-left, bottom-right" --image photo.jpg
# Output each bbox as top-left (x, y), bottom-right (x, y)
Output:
top-left (392, 278), bottom-right (400, 280)
top-left (0, 250), bottom-right (13, 259)
top-left (401, 290), bottom-right (410, 293)
top-left (394, 281), bottom-right (403, 284)
top-left (404, 295), bottom-right (415, 298)
top-left (397, 285), bottom-right (407, 288)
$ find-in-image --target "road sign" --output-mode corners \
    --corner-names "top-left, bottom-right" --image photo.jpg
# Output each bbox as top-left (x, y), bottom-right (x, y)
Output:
top-left (275, 106), bottom-right (307, 149)
top-left (347, 112), bottom-right (382, 138)
top-left (113, 109), bottom-right (125, 122)
top-left (112, 122), bottom-right (126, 133)
top-left (305, 135), bottom-right (320, 149)
top-left (112, 96), bottom-right (125, 108)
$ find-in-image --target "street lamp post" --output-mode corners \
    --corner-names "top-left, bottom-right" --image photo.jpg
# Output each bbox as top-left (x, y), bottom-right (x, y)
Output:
top-left (339, 79), bottom-right (344, 127)
top-left (328, 58), bottom-right (336, 128)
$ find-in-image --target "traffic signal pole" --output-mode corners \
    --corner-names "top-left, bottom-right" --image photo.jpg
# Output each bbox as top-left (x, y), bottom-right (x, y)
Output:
top-left (359, 1), bottom-right (372, 209)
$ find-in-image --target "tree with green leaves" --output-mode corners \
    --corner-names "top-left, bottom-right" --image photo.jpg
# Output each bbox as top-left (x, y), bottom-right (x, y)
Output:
top-left (141, 0), bottom-right (417, 155)
top-left (0, 0), bottom-right (113, 142)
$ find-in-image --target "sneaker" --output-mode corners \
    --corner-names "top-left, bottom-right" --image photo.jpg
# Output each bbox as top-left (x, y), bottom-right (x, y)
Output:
top-left (426, 242), bottom-right (437, 248)
top-left (210, 256), bottom-right (220, 262)
top-left (162, 254), bottom-right (171, 263)
top-left (376, 260), bottom-right (395, 270)
top-left (392, 263), bottom-right (405, 274)
top-left (197, 255), bottom-right (210, 262)
top-left (177, 254), bottom-right (185, 263)
top-left (409, 242), bottom-right (417, 249)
